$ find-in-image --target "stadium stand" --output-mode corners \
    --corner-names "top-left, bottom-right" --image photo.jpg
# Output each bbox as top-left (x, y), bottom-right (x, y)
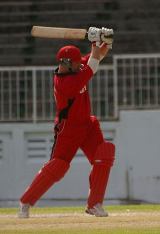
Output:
top-left (0, 0), bottom-right (160, 65)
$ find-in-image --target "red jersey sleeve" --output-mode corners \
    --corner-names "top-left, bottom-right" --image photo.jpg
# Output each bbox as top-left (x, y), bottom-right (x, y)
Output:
top-left (81, 53), bottom-right (90, 65)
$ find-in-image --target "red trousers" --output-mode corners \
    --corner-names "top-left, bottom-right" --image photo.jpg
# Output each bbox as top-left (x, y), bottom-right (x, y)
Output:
top-left (51, 115), bottom-right (104, 164)
top-left (20, 115), bottom-right (115, 207)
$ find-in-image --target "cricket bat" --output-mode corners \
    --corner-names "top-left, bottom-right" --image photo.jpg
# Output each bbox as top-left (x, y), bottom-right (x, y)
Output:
top-left (31, 26), bottom-right (87, 40)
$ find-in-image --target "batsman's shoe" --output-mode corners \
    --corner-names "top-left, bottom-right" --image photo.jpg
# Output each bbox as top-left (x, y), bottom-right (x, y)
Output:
top-left (85, 203), bottom-right (108, 217)
top-left (18, 202), bottom-right (30, 218)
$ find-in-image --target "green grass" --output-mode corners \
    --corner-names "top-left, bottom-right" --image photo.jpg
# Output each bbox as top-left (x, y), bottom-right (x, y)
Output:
top-left (0, 203), bottom-right (160, 214)
top-left (0, 204), bottom-right (160, 234)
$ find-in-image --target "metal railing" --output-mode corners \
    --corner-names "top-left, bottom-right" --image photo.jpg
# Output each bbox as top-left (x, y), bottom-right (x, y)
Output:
top-left (0, 65), bottom-right (117, 122)
top-left (1, 53), bottom-right (160, 122)
top-left (114, 54), bottom-right (160, 109)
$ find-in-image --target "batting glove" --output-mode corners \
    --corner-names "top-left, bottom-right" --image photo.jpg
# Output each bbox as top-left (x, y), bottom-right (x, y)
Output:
top-left (101, 27), bottom-right (114, 49)
top-left (88, 27), bottom-right (102, 46)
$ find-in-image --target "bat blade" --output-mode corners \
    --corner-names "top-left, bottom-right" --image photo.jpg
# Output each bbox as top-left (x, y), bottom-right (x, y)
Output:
top-left (31, 26), bottom-right (87, 40)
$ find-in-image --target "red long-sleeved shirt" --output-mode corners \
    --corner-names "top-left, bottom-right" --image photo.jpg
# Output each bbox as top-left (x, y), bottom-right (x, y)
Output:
top-left (53, 54), bottom-right (93, 125)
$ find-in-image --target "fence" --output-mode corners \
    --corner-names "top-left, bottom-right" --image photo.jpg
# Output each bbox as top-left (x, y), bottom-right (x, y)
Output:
top-left (0, 65), bottom-right (116, 122)
top-left (0, 54), bottom-right (160, 122)
top-left (114, 54), bottom-right (160, 109)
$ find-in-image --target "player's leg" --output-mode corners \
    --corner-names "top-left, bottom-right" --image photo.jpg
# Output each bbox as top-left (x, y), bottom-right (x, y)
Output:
top-left (81, 116), bottom-right (115, 216)
top-left (19, 121), bottom-right (80, 217)
top-left (18, 157), bottom-right (70, 218)
top-left (86, 141), bottom-right (115, 216)
top-left (20, 158), bottom-right (70, 205)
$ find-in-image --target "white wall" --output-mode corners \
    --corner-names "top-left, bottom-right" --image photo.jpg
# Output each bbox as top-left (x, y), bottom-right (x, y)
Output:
top-left (116, 110), bottom-right (160, 203)
top-left (0, 110), bottom-right (160, 203)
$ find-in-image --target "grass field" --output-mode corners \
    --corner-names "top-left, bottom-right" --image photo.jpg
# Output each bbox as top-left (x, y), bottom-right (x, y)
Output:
top-left (0, 204), bottom-right (160, 234)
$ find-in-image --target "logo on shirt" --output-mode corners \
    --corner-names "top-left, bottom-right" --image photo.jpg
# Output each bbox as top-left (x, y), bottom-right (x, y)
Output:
top-left (80, 86), bottom-right (87, 94)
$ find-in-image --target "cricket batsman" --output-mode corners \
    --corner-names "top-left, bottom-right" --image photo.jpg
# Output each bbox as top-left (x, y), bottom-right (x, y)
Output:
top-left (19, 26), bottom-right (115, 217)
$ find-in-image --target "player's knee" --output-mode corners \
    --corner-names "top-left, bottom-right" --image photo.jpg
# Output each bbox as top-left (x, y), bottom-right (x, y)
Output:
top-left (93, 141), bottom-right (115, 167)
top-left (40, 158), bottom-right (70, 182)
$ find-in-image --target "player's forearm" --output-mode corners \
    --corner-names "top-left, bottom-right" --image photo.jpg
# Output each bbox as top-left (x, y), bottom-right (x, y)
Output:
top-left (87, 44), bottom-right (100, 74)
top-left (99, 43), bottom-right (109, 61)
top-left (90, 43), bottom-right (101, 60)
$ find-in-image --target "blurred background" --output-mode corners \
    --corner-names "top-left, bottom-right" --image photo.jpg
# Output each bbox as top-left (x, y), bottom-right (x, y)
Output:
top-left (0, 0), bottom-right (160, 207)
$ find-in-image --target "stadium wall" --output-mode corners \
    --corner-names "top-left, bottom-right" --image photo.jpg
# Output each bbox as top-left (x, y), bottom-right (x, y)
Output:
top-left (0, 109), bottom-right (160, 204)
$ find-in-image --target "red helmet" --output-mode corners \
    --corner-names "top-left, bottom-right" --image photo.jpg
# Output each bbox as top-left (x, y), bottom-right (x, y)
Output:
top-left (56, 45), bottom-right (81, 63)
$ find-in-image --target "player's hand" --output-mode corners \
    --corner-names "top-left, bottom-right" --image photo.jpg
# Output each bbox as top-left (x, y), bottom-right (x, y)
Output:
top-left (101, 27), bottom-right (114, 49)
top-left (88, 27), bottom-right (102, 44)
